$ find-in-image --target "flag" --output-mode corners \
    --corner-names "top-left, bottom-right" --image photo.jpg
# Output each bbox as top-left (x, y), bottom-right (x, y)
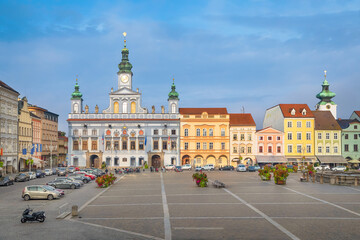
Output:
top-left (40, 144), bottom-right (42, 152)
top-left (36, 144), bottom-right (39, 152)
top-left (144, 136), bottom-right (147, 146)
top-left (31, 144), bottom-right (35, 155)
top-left (0, 148), bottom-right (2, 156)
top-left (22, 148), bottom-right (27, 155)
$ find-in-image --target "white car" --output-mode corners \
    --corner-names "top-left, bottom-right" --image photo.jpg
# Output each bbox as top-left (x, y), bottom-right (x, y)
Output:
top-left (27, 172), bottom-right (36, 180)
top-left (181, 164), bottom-right (192, 171)
top-left (44, 169), bottom-right (52, 176)
top-left (314, 165), bottom-right (331, 171)
top-left (195, 166), bottom-right (202, 171)
top-left (164, 164), bottom-right (175, 170)
top-left (332, 166), bottom-right (346, 171)
top-left (202, 164), bottom-right (215, 171)
top-left (236, 164), bottom-right (247, 172)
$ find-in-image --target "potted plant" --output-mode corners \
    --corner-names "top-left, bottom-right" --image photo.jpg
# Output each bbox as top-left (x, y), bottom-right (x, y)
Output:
top-left (273, 164), bottom-right (289, 185)
top-left (293, 165), bottom-right (298, 173)
top-left (95, 173), bottom-right (117, 188)
top-left (258, 165), bottom-right (271, 181)
top-left (307, 164), bottom-right (316, 182)
top-left (192, 171), bottom-right (208, 187)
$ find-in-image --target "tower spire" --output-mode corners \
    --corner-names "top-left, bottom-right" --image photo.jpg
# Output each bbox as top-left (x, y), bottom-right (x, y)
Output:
top-left (71, 76), bottom-right (83, 100)
top-left (168, 78), bottom-right (179, 100)
top-left (118, 32), bottom-right (133, 74)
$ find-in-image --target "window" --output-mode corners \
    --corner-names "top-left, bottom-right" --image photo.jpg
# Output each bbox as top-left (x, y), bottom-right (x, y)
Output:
top-left (196, 129), bottom-right (200, 136)
top-left (203, 142), bottom-right (207, 150)
top-left (162, 140), bottom-right (168, 150)
top-left (202, 128), bottom-right (207, 136)
top-left (306, 133), bottom-right (311, 140)
top-left (196, 142), bottom-right (200, 150)
top-left (154, 129), bottom-right (159, 135)
top-left (334, 146), bottom-right (338, 153)
top-left (153, 140), bottom-right (158, 150)
top-left (83, 129), bottom-right (88, 136)
top-left (259, 136), bottom-right (263, 141)
top-left (297, 121), bottom-right (301, 128)
top-left (122, 139), bottom-right (128, 150)
top-left (139, 141), bottom-right (144, 150)
top-left (326, 133), bottom-right (330, 140)
top-left (288, 132), bottom-right (292, 140)
top-left (221, 128), bottom-right (225, 137)
top-left (209, 128), bottom-right (213, 136)
top-left (355, 144), bottom-right (359, 152)
top-left (318, 133), bottom-right (322, 140)
top-left (171, 129), bottom-right (176, 135)
top-left (240, 147), bottom-right (245, 153)
top-left (184, 129), bottom-right (188, 136)
top-left (73, 140), bottom-right (79, 150)
top-left (171, 140), bottom-right (176, 150)
top-left (344, 144), bottom-right (349, 152)
top-left (162, 129), bottom-right (167, 135)
top-left (268, 146), bottom-right (272, 153)
top-left (131, 102), bottom-right (136, 113)
top-left (288, 121), bottom-right (292, 128)
top-left (288, 145), bottom-right (293, 153)
top-left (306, 145), bottom-right (311, 153)
top-left (221, 143), bottom-right (225, 150)
top-left (297, 145), bottom-right (302, 153)
top-left (355, 125), bottom-right (358, 129)
top-left (91, 140), bottom-right (97, 150)
top-left (297, 133), bottom-right (302, 140)
top-left (345, 134), bottom-right (348, 140)
top-left (130, 141), bottom-right (136, 150)
top-left (114, 141), bottom-right (119, 150)
top-left (233, 134), bottom-right (237, 140)
top-left (277, 146), bottom-right (281, 153)
top-left (73, 129), bottom-right (78, 136)
top-left (355, 134), bottom-right (358, 140)
top-left (267, 136), bottom-right (272, 141)
top-left (171, 103), bottom-right (176, 113)
top-left (247, 146), bottom-right (252, 153)
top-left (334, 133), bottom-right (338, 140)
top-left (259, 146), bottom-right (263, 153)
top-left (318, 146), bottom-right (322, 153)
top-left (306, 121), bottom-right (311, 128)
top-left (122, 158), bottom-right (127, 162)
top-left (209, 143), bottom-right (213, 149)
top-left (82, 140), bottom-right (88, 150)
top-left (240, 134), bottom-right (245, 140)
top-left (326, 146), bottom-right (330, 153)
top-left (277, 136), bottom-right (281, 141)
top-left (122, 102), bottom-right (128, 113)
top-left (184, 142), bottom-right (188, 150)
top-left (248, 134), bottom-right (252, 141)
top-left (92, 129), bottom-right (97, 135)
top-left (114, 157), bottom-right (119, 166)
top-left (106, 141), bottom-right (111, 150)
top-left (233, 147), bottom-right (237, 153)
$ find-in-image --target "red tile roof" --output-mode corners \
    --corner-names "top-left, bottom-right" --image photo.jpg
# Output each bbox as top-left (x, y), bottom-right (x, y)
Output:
top-left (355, 111), bottom-right (360, 117)
top-left (179, 108), bottom-right (228, 115)
top-left (278, 104), bottom-right (314, 118)
top-left (312, 111), bottom-right (342, 130)
top-left (230, 113), bottom-right (256, 126)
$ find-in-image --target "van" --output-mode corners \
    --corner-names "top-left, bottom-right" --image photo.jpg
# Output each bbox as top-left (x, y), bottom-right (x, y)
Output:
top-left (202, 164), bottom-right (215, 171)
top-left (22, 185), bottom-right (61, 201)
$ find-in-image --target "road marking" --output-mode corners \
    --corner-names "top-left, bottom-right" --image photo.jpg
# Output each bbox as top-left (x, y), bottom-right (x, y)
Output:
top-left (107, 188), bottom-right (161, 191)
top-left (345, 186), bottom-right (360, 192)
top-left (78, 217), bottom-right (164, 220)
top-left (271, 217), bottom-right (360, 220)
top-left (282, 186), bottom-right (360, 217)
top-left (167, 193), bottom-right (229, 196)
top-left (222, 187), bottom-right (300, 240)
top-left (250, 202), bottom-right (323, 205)
top-left (88, 203), bottom-right (163, 207)
top-left (161, 172), bottom-right (171, 240)
top-left (100, 194), bottom-right (162, 198)
top-left (168, 203), bottom-right (243, 205)
top-left (68, 219), bottom-right (163, 240)
top-left (171, 217), bottom-right (263, 219)
top-left (173, 227), bottom-right (224, 230)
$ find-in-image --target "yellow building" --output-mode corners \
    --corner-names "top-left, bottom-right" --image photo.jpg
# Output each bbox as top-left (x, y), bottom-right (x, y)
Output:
top-left (18, 97), bottom-right (33, 170)
top-left (180, 108), bottom-right (229, 167)
top-left (263, 104), bottom-right (316, 164)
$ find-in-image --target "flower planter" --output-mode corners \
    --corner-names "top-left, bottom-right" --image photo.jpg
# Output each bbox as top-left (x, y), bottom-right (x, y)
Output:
top-left (260, 175), bottom-right (271, 181)
top-left (275, 180), bottom-right (286, 185)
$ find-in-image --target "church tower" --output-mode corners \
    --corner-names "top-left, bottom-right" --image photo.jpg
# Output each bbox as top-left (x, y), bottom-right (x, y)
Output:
top-left (117, 32), bottom-right (133, 90)
top-left (168, 78), bottom-right (179, 113)
top-left (71, 78), bottom-right (83, 114)
top-left (315, 70), bottom-right (337, 119)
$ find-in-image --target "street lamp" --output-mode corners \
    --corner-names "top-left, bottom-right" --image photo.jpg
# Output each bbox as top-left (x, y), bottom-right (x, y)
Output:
top-left (48, 138), bottom-right (57, 168)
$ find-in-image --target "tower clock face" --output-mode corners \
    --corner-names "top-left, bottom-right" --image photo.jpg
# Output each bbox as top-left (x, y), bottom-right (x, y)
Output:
top-left (326, 105), bottom-right (331, 109)
top-left (121, 75), bottom-right (129, 83)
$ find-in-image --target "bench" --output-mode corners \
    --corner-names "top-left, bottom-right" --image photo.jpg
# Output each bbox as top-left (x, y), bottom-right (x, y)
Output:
top-left (212, 180), bottom-right (226, 188)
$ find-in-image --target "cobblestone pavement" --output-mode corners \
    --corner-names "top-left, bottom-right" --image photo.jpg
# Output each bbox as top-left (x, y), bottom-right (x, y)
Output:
top-left (71, 171), bottom-right (360, 240)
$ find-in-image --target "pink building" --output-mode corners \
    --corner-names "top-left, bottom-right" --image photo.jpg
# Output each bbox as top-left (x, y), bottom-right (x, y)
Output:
top-left (255, 127), bottom-right (286, 165)
top-left (30, 112), bottom-right (43, 168)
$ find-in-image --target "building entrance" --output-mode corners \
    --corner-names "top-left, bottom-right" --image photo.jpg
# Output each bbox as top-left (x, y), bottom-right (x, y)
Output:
top-left (151, 155), bottom-right (161, 168)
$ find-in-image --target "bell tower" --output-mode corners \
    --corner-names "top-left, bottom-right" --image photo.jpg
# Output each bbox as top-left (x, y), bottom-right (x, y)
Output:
top-left (117, 32), bottom-right (133, 90)
top-left (315, 70), bottom-right (337, 119)
top-left (168, 78), bottom-right (179, 114)
top-left (71, 77), bottom-right (83, 114)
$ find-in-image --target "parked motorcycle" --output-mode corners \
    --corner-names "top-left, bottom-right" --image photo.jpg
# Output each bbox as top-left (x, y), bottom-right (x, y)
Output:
top-left (21, 206), bottom-right (46, 223)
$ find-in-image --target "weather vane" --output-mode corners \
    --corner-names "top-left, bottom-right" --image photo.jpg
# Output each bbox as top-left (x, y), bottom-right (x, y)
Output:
top-left (123, 32), bottom-right (127, 47)
top-left (324, 70), bottom-right (327, 79)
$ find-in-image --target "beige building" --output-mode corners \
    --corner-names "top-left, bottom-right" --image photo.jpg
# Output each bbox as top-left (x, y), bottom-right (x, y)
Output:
top-left (58, 131), bottom-right (68, 166)
top-left (18, 97), bottom-right (33, 170)
top-left (28, 105), bottom-right (58, 168)
top-left (0, 81), bottom-right (19, 174)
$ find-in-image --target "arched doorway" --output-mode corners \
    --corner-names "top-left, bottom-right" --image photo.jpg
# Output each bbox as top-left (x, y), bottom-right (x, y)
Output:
top-left (182, 155), bottom-right (191, 165)
top-left (219, 155), bottom-right (228, 167)
top-left (151, 155), bottom-right (161, 168)
top-left (245, 157), bottom-right (253, 166)
top-left (206, 155), bottom-right (216, 166)
top-left (90, 155), bottom-right (100, 168)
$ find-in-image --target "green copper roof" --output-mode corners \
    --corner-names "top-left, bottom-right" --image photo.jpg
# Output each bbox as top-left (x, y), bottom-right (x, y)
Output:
top-left (118, 38), bottom-right (133, 74)
top-left (71, 80), bottom-right (83, 100)
top-left (168, 79), bottom-right (179, 100)
top-left (316, 74), bottom-right (335, 104)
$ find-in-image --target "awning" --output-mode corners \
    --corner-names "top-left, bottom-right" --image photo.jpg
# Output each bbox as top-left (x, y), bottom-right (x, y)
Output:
top-left (347, 159), bottom-right (360, 164)
top-left (287, 157), bottom-right (317, 163)
top-left (256, 155), bottom-right (287, 163)
top-left (32, 157), bottom-right (43, 165)
top-left (316, 155), bottom-right (348, 164)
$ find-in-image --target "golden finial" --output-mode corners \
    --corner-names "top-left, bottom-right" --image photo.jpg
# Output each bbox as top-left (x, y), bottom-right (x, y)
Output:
top-left (324, 70), bottom-right (327, 79)
top-left (76, 75), bottom-right (78, 83)
top-left (123, 32), bottom-right (127, 48)
top-left (173, 77), bottom-right (175, 84)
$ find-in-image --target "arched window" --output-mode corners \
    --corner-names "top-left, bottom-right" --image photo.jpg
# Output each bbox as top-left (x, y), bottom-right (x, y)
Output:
top-left (196, 128), bottom-right (200, 136)
top-left (171, 103), bottom-right (176, 113)
top-left (203, 129), bottom-right (207, 136)
top-left (122, 102), bottom-right (128, 113)
top-left (131, 102), bottom-right (136, 113)
top-left (114, 102), bottom-right (119, 113)
top-left (73, 103), bottom-right (79, 113)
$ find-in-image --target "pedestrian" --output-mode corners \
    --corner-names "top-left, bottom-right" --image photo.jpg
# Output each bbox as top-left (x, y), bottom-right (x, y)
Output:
top-left (105, 168), bottom-right (108, 174)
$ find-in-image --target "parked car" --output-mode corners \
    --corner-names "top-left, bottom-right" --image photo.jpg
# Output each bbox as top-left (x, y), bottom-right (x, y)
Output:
top-left (42, 185), bottom-right (65, 196)
top-left (175, 166), bottom-right (183, 172)
top-left (44, 169), bottom-right (52, 176)
top-left (253, 165), bottom-right (260, 171)
top-left (165, 164), bottom-right (176, 170)
top-left (68, 174), bottom-right (91, 183)
top-left (0, 176), bottom-right (14, 186)
top-left (236, 164), bottom-right (247, 172)
top-left (219, 165), bottom-right (234, 171)
top-left (56, 177), bottom-right (84, 186)
top-left (181, 164), bottom-right (192, 171)
top-left (57, 167), bottom-right (67, 176)
top-left (202, 164), bottom-right (215, 171)
top-left (22, 185), bottom-right (61, 201)
top-left (83, 169), bottom-right (101, 177)
top-left (247, 166), bottom-right (256, 172)
top-left (28, 172), bottom-right (36, 180)
top-left (47, 179), bottom-right (80, 189)
top-left (68, 167), bottom-right (75, 173)
top-left (75, 171), bottom-right (96, 180)
top-left (36, 170), bottom-right (45, 178)
top-left (332, 166), bottom-right (347, 171)
top-left (15, 173), bottom-right (30, 182)
top-left (195, 166), bottom-right (202, 171)
top-left (314, 165), bottom-right (331, 171)
top-left (52, 168), bottom-right (57, 175)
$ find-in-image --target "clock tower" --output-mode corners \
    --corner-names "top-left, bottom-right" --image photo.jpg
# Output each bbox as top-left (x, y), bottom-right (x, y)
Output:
top-left (315, 70), bottom-right (337, 119)
top-left (117, 32), bottom-right (133, 90)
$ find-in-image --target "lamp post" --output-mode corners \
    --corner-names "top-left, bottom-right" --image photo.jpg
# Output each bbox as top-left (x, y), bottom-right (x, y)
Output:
top-left (48, 138), bottom-right (57, 168)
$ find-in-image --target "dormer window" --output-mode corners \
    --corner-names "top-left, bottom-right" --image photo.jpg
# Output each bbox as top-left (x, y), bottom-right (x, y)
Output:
top-left (291, 108), bottom-right (296, 116)
top-left (302, 109), bottom-right (307, 115)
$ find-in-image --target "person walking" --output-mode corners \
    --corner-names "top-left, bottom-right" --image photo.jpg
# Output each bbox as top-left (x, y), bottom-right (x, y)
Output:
top-left (105, 168), bottom-right (108, 174)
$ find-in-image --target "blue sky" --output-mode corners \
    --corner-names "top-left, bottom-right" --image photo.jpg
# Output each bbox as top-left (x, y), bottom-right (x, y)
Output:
top-left (1, 0), bottom-right (360, 132)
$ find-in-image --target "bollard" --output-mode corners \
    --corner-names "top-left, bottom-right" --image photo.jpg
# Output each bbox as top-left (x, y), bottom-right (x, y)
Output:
top-left (355, 177), bottom-right (358, 186)
top-left (320, 175), bottom-right (323, 184)
top-left (72, 205), bottom-right (78, 217)
top-left (330, 176), bottom-right (336, 185)
top-left (306, 172), bottom-right (309, 182)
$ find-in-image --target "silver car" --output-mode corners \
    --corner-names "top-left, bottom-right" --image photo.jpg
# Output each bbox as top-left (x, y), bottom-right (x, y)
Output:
top-left (22, 185), bottom-right (61, 201)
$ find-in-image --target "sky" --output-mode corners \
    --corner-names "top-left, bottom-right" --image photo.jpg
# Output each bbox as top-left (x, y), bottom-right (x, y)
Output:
top-left (1, 0), bottom-right (360, 133)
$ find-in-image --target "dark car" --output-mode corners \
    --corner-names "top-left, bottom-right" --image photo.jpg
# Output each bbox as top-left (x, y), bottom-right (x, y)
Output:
top-left (219, 165), bottom-right (234, 171)
top-left (52, 168), bottom-right (57, 175)
top-left (15, 173), bottom-right (30, 182)
top-left (47, 179), bottom-right (80, 189)
top-left (57, 167), bottom-right (67, 176)
top-left (36, 170), bottom-right (45, 178)
top-left (247, 166), bottom-right (256, 172)
top-left (68, 174), bottom-right (91, 183)
top-left (175, 166), bottom-right (183, 172)
top-left (0, 176), bottom-right (14, 186)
